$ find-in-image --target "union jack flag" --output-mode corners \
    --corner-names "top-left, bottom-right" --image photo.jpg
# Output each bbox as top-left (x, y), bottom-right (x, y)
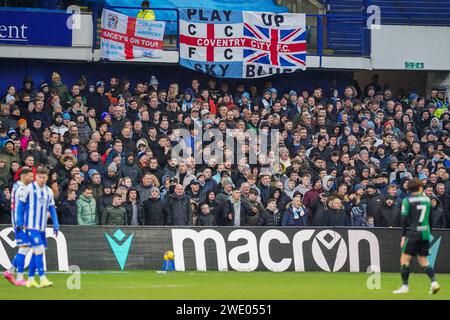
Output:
top-left (243, 23), bottom-right (306, 68)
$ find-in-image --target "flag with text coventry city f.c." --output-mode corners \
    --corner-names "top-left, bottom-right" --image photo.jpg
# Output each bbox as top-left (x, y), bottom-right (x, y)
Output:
top-left (179, 9), bottom-right (307, 79)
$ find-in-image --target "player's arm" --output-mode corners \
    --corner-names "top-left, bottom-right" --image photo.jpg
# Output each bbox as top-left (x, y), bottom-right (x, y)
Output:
top-left (399, 198), bottom-right (410, 247)
top-left (48, 190), bottom-right (59, 235)
top-left (427, 200), bottom-right (433, 234)
top-left (16, 186), bottom-right (30, 230)
top-left (400, 198), bottom-right (410, 234)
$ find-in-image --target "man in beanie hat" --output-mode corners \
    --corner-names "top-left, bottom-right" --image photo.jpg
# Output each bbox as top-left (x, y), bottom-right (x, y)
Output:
top-left (303, 176), bottom-right (323, 214)
top-left (50, 72), bottom-right (68, 101)
top-left (86, 81), bottom-right (110, 120)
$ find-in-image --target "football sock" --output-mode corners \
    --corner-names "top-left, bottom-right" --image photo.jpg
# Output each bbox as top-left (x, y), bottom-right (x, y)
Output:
top-left (423, 266), bottom-right (436, 282)
top-left (15, 253), bottom-right (25, 274)
top-left (28, 254), bottom-right (36, 278)
top-left (7, 256), bottom-right (17, 273)
top-left (400, 264), bottom-right (410, 285)
top-left (35, 254), bottom-right (45, 278)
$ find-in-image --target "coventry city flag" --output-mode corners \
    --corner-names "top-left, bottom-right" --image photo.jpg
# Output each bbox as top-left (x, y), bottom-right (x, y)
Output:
top-left (179, 9), bottom-right (307, 79)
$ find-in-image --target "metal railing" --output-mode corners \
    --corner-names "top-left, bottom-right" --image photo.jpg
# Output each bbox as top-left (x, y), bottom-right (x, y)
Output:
top-left (94, 6), bottom-right (372, 60)
top-left (0, 5), bottom-right (372, 60)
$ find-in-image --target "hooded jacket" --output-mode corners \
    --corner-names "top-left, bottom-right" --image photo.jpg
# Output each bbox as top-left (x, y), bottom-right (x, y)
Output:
top-left (124, 200), bottom-right (144, 225)
top-left (97, 192), bottom-right (113, 225)
top-left (322, 175), bottom-right (335, 192)
top-left (431, 196), bottom-right (445, 228)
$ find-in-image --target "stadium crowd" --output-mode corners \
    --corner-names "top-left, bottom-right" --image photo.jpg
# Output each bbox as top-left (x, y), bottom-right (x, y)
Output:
top-left (0, 72), bottom-right (449, 228)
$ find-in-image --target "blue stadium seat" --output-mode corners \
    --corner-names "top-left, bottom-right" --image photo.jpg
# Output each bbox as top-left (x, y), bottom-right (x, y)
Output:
top-left (325, 0), bottom-right (450, 55)
top-left (370, 0), bottom-right (450, 26)
top-left (326, 0), bottom-right (366, 55)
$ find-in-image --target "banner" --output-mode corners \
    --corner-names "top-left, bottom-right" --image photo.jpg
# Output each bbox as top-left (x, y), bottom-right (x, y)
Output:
top-left (179, 9), bottom-right (307, 78)
top-left (100, 9), bottom-right (166, 60)
top-left (0, 10), bottom-right (72, 46)
top-left (0, 226), bottom-right (448, 273)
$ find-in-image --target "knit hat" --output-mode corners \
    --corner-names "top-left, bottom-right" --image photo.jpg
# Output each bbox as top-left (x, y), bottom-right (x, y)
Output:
top-left (222, 178), bottom-right (233, 186)
top-left (196, 172), bottom-right (205, 179)
top-left (161, 175), bottom-right (171, 183)
top-left (386, 195), bottom-right (396, 201)
top-left (366, 182), bottom-right (376, 190)
top-left (293, 191), bottom-right (302, 199)
top-left (54, 112), bottom-right (63, 119)
top-left (184, 88), bottom-right (194, 96)
top-left (409, 93), bottom-right (419, 101)
top-left (312, 176), bottom-right (321, 186)
top-left (289, 90), bottom-right (297, 96)
top-left (17, 118), bottom-right (27, 127)
top-left (389, 156), bottom-right (399, 164)
top-left (108, 162), bottom-right (118, 173)
top-left (8, 128), bottom-right (17, 136)
top-left (100, 112), bottom-right (110, 121)
top-left (150, 187), bottom-right (160, 195)
top-left (200, 109), bottom-right (210, 117)
top-left (241, 92), bottom-right (250, 99)
top-left (63, 113), bottom-right (71, 120)
top-left (88, 169), bottom-right (99, 178)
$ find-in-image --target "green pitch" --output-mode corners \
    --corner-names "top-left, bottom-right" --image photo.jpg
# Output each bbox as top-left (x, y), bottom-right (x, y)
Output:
top-left (0, 271), bottom-right (448, 300)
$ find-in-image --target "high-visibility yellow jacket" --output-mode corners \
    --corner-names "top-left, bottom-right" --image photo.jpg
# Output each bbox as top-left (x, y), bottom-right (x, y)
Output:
top-left (137, 9), bottom-right (156, 20)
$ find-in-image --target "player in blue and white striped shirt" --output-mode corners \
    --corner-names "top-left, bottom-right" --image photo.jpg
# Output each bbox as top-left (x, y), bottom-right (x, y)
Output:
top-left (16, 167), bottom-right (59, 288)
top-left (3, 167), bottom-right (34, 287)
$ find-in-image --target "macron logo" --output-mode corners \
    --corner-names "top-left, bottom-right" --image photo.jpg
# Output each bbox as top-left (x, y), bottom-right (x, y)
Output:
top-left (428, 234), bottom-right (441, 269)
top-left (105, 229), bottom-right (134, 270)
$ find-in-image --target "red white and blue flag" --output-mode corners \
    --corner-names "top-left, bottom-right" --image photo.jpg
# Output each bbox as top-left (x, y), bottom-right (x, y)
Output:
top-left (100, 9), bottom-right (165, 61)
top-left (179, 9), bottom-right (307, 78)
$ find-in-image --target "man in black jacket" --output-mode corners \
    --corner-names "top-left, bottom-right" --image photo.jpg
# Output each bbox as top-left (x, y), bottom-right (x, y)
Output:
top-left (196, 203), bottom-right (216, 226)
top-left (97, 182), bottom-right (114, 225)
top-left (430, 195), bottom-right (445, 228)
top-left (143, 187), bottom-right (167, 225)
top-left (60, 190), bottom-right (78, 225)
top-left (257, 198), bottom-right (280, 226)
top-left (224, 188), bottom-right (252, 226)
top-left (310, 193), bottom-right (329, 226)
top-left (166, 184), bottom-right (192, 226)
top-left (362, 182), bottom-right (385, 226)
top-left (87, 81), bottom-right (110, 120)
top-left (376, 195), bottom-right (400, 227)
top-left (326, 198), bottom-right (350, 226)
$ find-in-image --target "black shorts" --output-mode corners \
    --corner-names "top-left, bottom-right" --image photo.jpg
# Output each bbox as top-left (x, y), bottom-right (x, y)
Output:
top-left (402, 237), bottom-right (429, 257)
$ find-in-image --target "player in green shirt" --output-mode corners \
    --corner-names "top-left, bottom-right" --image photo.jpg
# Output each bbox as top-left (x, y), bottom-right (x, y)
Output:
top-left (393, 178), bottom-right (440, 295)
